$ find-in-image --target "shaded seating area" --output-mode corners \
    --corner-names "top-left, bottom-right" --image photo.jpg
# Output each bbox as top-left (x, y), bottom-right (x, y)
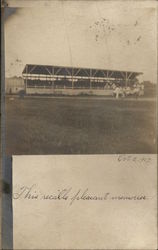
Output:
top-left (23, 64), bottom-right (143, 93)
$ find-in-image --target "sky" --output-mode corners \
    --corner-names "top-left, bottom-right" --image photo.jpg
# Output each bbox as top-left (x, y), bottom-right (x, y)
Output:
top-left (5, 1), bottom-right (157, 83)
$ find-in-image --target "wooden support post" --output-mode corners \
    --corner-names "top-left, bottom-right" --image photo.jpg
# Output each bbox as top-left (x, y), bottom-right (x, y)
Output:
top-left (107, 71), bottom-right (109, 79)
top-left (52, 67), bottom-right (54, 89)
top-left (72, 68), bottom-right (74, 89)
top-left (90, 69), bottom-right (92, 89)
top-left (25, 65), bottom-right (28, 92)
top-left (125, 72), bottom-right (128, 87)
top-left (127, 72), bottom-right (133, 86)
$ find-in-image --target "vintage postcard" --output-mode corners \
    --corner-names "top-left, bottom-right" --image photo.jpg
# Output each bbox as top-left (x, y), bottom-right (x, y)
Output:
top-left (2, 0), bottom-right (157, 249)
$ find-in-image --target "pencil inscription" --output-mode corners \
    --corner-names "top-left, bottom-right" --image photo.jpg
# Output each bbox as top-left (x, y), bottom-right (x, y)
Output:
top-left (117, 155), bottom-right (151, 164)
top-left (13, 184), bottom-right (147, 205)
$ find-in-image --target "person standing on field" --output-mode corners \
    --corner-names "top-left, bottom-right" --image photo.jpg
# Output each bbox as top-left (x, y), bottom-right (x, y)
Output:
top-left (114, 86), bottom-right (120, 99)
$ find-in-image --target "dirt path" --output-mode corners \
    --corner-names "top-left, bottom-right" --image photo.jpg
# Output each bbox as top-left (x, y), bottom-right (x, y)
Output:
top-left (6, 95), bottom-right (156, 102)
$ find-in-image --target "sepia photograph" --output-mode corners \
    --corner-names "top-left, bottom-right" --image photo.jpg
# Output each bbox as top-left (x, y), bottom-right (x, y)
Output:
top-left (5, 1), bottom-right (157, 155)
top-left (2, 1), bottom-right (157, 250)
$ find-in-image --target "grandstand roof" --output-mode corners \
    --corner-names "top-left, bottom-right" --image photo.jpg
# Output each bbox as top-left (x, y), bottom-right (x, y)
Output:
top-left (22, 64), bottom-right (143, 79)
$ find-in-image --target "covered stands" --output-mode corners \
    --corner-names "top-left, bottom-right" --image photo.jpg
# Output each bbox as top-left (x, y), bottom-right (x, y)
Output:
top-left (22, 64), bottom-right (143, 94)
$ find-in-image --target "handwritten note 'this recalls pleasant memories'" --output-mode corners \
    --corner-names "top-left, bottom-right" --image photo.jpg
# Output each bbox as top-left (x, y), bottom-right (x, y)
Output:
top-left (12, 155), bottom-right (157, 250)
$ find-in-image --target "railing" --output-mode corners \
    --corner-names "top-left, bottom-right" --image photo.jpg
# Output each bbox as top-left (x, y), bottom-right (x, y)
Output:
top-left (26, 85), bottom-right (112, 90)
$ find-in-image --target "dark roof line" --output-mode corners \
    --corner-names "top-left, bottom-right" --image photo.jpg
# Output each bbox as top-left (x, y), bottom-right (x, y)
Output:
top-left (23, 64), bottom-right (143, 75)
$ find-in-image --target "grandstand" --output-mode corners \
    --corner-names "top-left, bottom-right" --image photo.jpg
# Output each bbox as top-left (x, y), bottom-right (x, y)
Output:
top-left (22, 64), bottom-right (143, 96)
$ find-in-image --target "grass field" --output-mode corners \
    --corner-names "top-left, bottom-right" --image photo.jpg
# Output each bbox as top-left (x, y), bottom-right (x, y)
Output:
top-left (6, 96), bottom-right (156, 155)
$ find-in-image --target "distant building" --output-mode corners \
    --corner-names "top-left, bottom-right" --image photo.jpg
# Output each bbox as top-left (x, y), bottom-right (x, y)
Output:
top-left (5, 76), bottom-right (24, 94)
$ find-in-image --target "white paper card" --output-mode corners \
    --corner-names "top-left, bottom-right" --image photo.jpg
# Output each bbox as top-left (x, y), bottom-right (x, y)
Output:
top-left (13, 155), bottom-right (157, 249)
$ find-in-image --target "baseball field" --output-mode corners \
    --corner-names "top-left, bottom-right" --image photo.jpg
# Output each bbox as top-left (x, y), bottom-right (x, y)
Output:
top-left (5, 96), bottom-right (156, 155)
